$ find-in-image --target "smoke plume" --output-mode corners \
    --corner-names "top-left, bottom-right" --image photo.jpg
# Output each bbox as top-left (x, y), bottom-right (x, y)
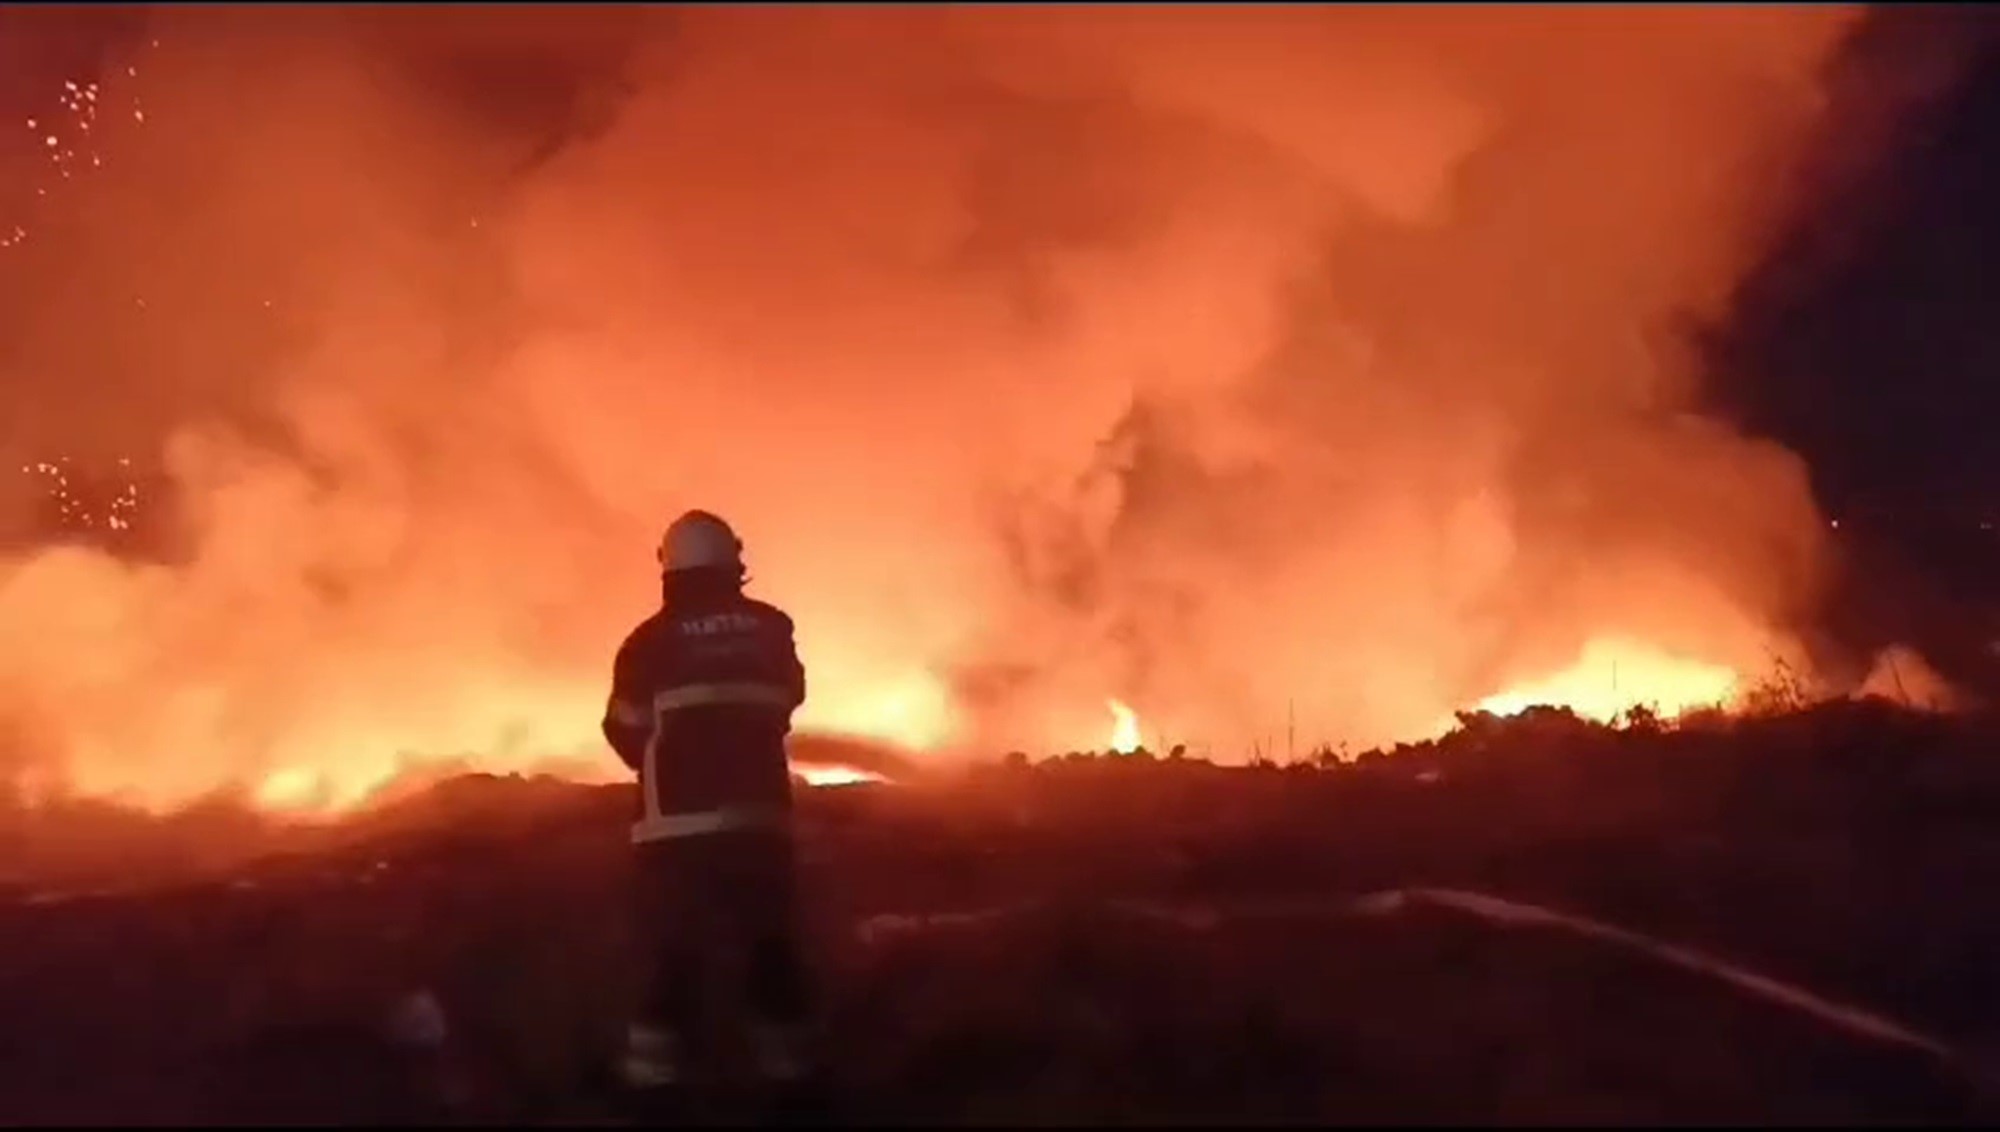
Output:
top-left (0, 6), bottom-right (1888, 808)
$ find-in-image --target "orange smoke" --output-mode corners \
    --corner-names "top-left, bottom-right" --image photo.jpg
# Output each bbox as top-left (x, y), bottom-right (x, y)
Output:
top-left (0, 6), bottom-right (1938, 816)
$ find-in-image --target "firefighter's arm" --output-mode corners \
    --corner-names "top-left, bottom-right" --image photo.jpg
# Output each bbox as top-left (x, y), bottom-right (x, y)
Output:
top-left (601, 635), bottom-right (652, 772)
top-left (775, 611), bottom-right (806, 708)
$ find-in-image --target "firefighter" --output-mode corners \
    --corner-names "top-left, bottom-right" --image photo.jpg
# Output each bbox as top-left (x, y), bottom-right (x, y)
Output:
top-left (601, 509), bottom-right (817, 1107)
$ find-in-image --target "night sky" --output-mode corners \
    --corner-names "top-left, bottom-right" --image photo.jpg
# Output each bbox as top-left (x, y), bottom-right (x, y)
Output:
top-left (1707, 6), bottom-right (2000, 696)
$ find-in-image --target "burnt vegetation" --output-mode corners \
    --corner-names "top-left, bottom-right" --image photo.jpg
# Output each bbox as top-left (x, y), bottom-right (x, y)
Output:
top-left (2, 697), bottom-right (1998, 1125)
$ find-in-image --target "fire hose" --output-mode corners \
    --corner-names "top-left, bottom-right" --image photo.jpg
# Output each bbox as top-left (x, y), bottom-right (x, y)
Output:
top-left (852, 885), bottom-right (1985, 1086)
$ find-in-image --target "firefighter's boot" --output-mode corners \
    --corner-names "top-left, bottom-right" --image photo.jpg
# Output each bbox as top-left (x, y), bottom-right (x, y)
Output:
top-left (753, 1021), bottom-right (833, 1125)
top-left (617, 1022), bottom-right (691, 1120)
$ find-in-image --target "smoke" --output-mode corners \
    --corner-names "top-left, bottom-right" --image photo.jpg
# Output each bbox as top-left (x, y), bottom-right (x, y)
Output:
top-left (0, 6), bottom-right (1886, 807)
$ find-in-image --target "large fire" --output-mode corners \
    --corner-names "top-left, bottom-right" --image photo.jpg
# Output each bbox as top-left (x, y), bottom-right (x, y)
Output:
top-left (115, 637), bottom-right (1756, 820)
top-left (252, 635), bottom-right (1751, 816)
top-left (0, 7), bottom-right (1950, 822)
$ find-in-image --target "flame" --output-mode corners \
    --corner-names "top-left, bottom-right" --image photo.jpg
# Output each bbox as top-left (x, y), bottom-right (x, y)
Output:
top-left (798, 763), bottom-right (885, 787)
top-left (1107, 699), bottom-right (1143, 754)
top-left (229, 684), bottom-right (917, 817)
top-left (799, 668), bottom-right (954, 753)
top-left (247, 742), bottom-right (893, 818)
top-left (39, 635), bottom-right (1755, 821)
top-left (1472, 637), bottom-right (1742, 724)
top-left (253, 766), bottom-right (371, 814)
top-left (25, 657), bottom-right (948, 819)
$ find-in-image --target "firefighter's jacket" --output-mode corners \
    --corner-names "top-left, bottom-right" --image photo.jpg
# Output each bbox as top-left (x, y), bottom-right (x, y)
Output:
top-left (602, 582), bottom-right (806, 844)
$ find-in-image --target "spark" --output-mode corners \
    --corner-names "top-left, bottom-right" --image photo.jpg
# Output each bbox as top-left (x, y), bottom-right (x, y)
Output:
top-left (20, 456), bottom-right (149, 542)
top-left (5, 60), bottom-right (151, 251)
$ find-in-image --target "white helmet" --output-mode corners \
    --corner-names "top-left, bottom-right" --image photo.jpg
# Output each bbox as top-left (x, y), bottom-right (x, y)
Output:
top-left (657, 509), bottom-right (744, 573)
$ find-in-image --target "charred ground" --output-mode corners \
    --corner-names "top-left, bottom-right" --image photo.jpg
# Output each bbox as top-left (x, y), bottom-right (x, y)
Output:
top-left (2, 698), bottom-right (1997, 1125)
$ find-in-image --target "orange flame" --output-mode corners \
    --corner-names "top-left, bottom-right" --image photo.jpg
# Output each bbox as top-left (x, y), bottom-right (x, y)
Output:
top-left (1471, 637), bottom-right (1742, 724)
top-left (798, 763), bottom-right (886, 787)
top-left (1107, 699), bottom-right (1143, 754)
top-left (198, 641), bottom-right (1750, 818)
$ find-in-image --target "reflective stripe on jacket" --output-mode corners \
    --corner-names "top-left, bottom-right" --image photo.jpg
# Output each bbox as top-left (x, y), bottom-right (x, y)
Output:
top-left (634, 681), bottom-right (799, 844)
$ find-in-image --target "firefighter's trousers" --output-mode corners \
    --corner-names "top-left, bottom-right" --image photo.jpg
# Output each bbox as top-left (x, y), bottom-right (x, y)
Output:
top-left (625, 827), bottom-right (816, 1088)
